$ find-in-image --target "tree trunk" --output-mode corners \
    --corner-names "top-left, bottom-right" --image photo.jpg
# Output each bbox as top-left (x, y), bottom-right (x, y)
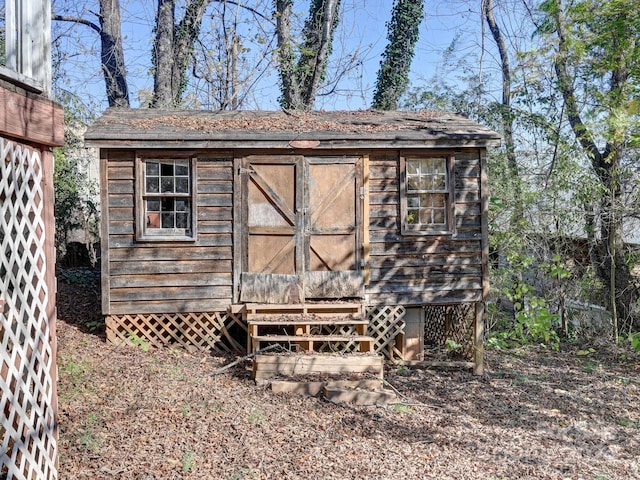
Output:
top-left (152, 0), bottom-right (212, 108)
top-left (372, 0), bottom-right (424, 110)
top-left (550, 0), bottom-right (638, 333)
top-left (98, 0), bottom-right (129, 107)
top-left (275, 0), bottom-right (301, 108)
top-left (152, 0), bottom-right (176, 108)
top-left (483, 0), bottom-right (522, 225)
top-left (275, 0), bottom-right (341, 110)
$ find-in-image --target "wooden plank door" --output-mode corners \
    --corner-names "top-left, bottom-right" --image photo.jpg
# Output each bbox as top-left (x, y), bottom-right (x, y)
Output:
top-left (238, 155), bottom-right (362, 303)
top-left (239, 155), bottom-right (304, 303)
top-left (304, 156), bottom-right (363, 298)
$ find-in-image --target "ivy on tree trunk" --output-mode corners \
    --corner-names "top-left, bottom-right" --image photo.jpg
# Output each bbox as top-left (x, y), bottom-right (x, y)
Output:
top-left (275, 0), bottom-right (341, 110)
top-left (152, 0), bottom-right (212, 108)
top-left (372, 0), bottom-right (424, 111)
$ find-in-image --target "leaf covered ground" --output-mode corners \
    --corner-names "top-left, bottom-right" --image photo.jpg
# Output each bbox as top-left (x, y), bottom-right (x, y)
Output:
top-left (56, 275), bottom-right (640, 480)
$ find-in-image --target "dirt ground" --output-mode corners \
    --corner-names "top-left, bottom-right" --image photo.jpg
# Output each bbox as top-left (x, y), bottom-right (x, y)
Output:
top-left (56, 273), bottom-right (640, 480)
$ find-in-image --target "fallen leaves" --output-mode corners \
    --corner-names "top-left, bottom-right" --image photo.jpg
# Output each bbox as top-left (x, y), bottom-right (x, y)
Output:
top-left (56, 278), bottom-right (640, 479)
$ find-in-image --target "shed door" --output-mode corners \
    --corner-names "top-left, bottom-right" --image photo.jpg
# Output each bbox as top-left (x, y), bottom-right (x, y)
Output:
top-left (239, 155), bottom-right (363, 303)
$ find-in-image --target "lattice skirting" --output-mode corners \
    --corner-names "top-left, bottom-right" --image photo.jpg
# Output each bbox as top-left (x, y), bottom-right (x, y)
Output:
top-left (1, 137), bottom-right (58, 479)
top-left (314, 305), bottom-right (406, 360)
top-left (106, 306), bottom-right (409, 360)
top-left (106, 312), bottom-right (247, 354)
top-left (424, 304), bottom-right (476, 359)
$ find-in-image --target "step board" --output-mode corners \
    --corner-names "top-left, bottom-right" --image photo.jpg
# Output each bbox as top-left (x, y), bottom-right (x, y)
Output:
top-left (252, 334), bottom-right (374, 353)
top-left (271, 379), bottom-right (384, 396)
top-left (245, 302), bottom-right (363, 315)
top-left (253, 353), bottom-right (383, 381)
top-left (323, 386), bottom-right (398, 406)
top-left (244, 302), bottom-right (371, 354)
top-left (247, 314), bottom-right (368, 326)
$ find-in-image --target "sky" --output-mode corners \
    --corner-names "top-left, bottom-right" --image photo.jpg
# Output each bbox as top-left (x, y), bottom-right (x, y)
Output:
top-left (50, 0), bottom-right (495, 113)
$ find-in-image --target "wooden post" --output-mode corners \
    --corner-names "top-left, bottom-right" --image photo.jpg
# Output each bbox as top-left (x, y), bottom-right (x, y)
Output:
top-left (473, 302), bottom-right (485, 375)
top-left (362, 154), bottom-right (370, 286)
top-left (41, 147), bottom-right (58, 471)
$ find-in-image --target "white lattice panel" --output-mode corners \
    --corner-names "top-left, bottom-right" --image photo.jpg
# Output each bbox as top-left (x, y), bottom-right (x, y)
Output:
top-left (1, 137), bottom-right (58, 480)
top-left (366, 305), bottom-right (406, 360)
top-left (106, 311), bottom-right (247, 354)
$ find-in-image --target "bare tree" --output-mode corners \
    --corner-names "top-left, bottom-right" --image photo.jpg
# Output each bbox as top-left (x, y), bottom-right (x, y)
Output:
top-left (275, 0), bottom-right (341, 110)
top-left (152, 0), bottom-right (213, 108)
top-left (53, 0), bottom-right (129, 107)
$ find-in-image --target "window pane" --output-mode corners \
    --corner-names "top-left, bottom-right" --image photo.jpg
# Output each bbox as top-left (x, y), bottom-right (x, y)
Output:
top-left (175, 199), bottom-right (189, 212)
top-left (434, 158), bottom-right (446, 174)
top-left (161, 212), bottom-right (174, 228)
top-left (147, 212), bottom-right (160, 228)
top-left (146, 177), bottom-right (159, 193)
top-left (146, 161), bottom-right (159, 176)
top-left (432, 193), bottom-right (446, 208)
top-left (175, 161), bottom-right (189, 176)
top-left (176, 213), bottom-right (189, 229)
top-left (175, 177), bottom-right (189, 193)
top-left (433, 209), bottom-right (445, 224)
top-left (433, 174), bottom-right (446, 190)
top-left (407, 195), bottom-right (419, 208)
top-left (419, 209), bottom-right (432, 224)
top-left (161, 197), bottom-right (175, 211)
top-left (161, 162), bottom-right (174, 176)
top-left (407, 209), bottom-right (419, 224)
top-left (407, 159), bottom-right (419, 175)
top-left (407, 176), bottom-right (420, 191)
top-left (147, 199), bottom-right (160, 212)
top-left (421, 158), bottom-right (432, 174)
top-left (161, 177), bottom-right (174, 193)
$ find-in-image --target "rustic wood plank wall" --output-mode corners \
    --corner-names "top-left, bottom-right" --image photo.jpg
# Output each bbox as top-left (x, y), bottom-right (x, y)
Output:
top-left (103, 151), bottom-right (234, 314)
top-left (366, 150), bottom-right (485, 305)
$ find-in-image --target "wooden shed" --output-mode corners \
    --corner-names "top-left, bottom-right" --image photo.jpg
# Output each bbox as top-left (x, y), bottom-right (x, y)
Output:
top-left (85, 109), bottom-right (499, 374)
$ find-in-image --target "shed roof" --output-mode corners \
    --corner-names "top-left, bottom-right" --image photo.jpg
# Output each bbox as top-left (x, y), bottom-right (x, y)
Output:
top-left (84, 108), bottom-right (501, 149)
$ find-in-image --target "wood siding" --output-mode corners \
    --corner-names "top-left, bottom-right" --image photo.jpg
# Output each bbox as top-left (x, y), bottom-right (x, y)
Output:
top-left (102, 147), bottom-right (488, 314)
top-left (102, 150), bottom-right (234, 314)
top-left (366, 150), bottom-right (486, 305)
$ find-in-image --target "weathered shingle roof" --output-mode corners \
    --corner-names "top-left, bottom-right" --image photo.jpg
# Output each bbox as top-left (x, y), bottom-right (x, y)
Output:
top-left (85, 108), bottom-right (501, 149)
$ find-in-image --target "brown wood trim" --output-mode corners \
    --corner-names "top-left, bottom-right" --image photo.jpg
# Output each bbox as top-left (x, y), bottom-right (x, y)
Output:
top-left (0, 86), bottom-right (64, 146)
top-left (232, 157), bottom-right (243, 303)
top-left (474, 302), bottom-right (485, 375)
top-left (41, 148), bottom-right (59, 448)
top-left (363, 154), bottom-right (370, 285)
top-left (100, 151), bottom-right (111, 315)
top-left (479, 148), bottom-right (490, 299)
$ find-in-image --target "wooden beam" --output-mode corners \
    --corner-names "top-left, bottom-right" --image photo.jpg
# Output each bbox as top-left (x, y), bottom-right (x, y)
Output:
top-left (363, 154), bottom-right (370, 286)
top-left (0, 86), bottom-right (63, 146)
top-left (474, 302), bottom-right (485, 376)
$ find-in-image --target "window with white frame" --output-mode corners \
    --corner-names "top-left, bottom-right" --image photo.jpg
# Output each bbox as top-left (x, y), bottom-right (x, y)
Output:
top-left (136, 156), bottom-right (196, 240)
top-left (401, 155), bottom-right (454, 234)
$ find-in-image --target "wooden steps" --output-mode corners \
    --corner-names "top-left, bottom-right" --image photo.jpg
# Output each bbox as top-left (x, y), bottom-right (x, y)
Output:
top-left (243, 302), bottom-right (374, 354)
top-left (271, 379), bottom-right (383, 396)
top-left (270, 378), bottom-right (398, 406)
top-left (253, 354), bottom-right (383, 381)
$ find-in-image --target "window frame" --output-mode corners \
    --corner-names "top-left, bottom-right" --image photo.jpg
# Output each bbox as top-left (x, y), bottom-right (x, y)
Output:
top-left (400, 153), bottom-right (455, 236)
top-left (135, 152), bottom-right (197, 242)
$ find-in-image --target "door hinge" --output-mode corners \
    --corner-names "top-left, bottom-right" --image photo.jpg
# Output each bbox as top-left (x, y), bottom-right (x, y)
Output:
top-left (238, 167), bottom-right (254, 175)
